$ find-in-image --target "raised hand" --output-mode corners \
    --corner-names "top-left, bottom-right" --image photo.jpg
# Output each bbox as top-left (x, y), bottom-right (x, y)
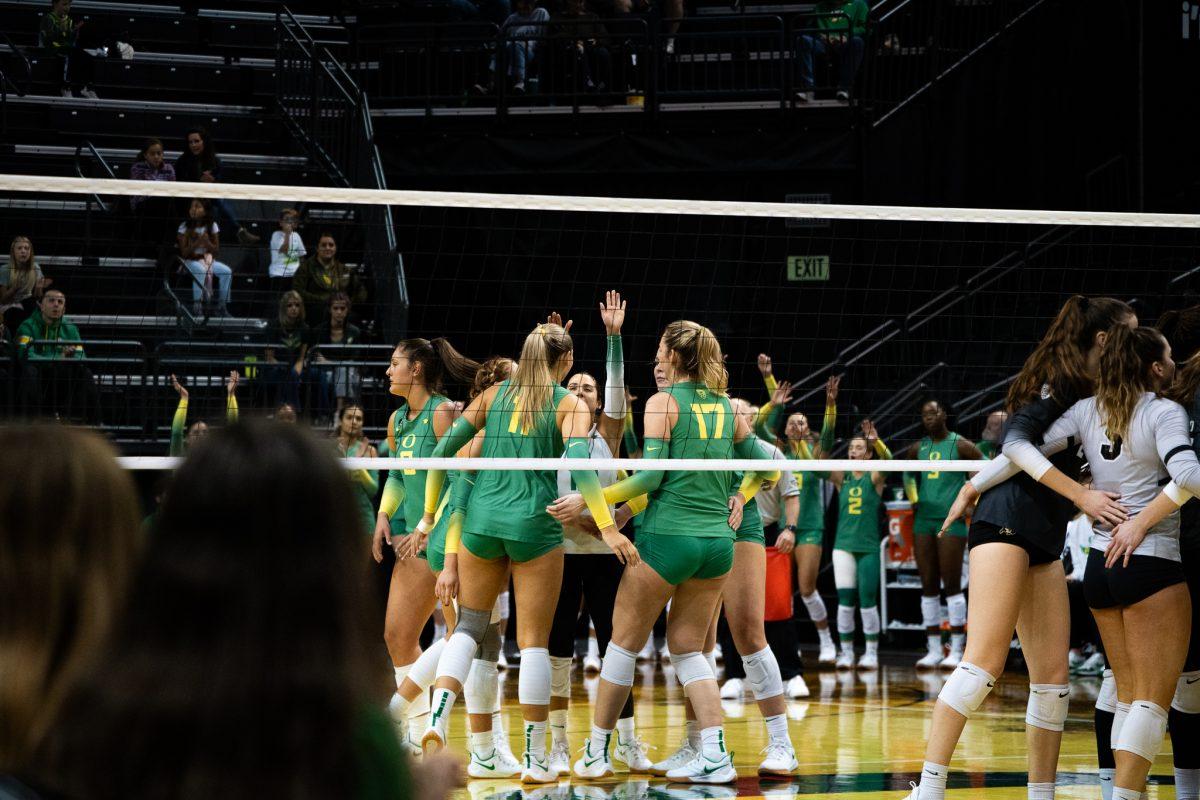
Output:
top-left (599, 289), bottom-right (626, 335)
top-left (546, 311), bottom-right (574, 333)
top-left (226, 370), bottom-right (239, 396)
top-left (826, 374), bottom-right (841, 404)
top-left (171, 374), bottom-right (188, 400)
top-left (771, 380), bottom-right (795, 407)
top-left (757, 353), bottom-right (772, 377)
top-left (861, 419), bottom-right (878, 442)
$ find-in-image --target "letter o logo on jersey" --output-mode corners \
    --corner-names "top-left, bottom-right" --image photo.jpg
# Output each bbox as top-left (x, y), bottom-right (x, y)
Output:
top-left (401, 433), bottom-right (417, 449)
top-left (697, 389), bottom-right (708, 399)
top-left (849, 486), bottom-right (862, 498)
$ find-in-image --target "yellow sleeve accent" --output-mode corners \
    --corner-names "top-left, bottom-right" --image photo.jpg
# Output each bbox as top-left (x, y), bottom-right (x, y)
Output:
top-left (626, 493), bottom-right (649, 516)
top-left (763, 373), bottom-right (779, 396)
top-left (226, 393), bottom-right (238, 423)
top-left (873, 439), bottom-right (893, 460)
top-left (445, 511), bottom-right (463, 555)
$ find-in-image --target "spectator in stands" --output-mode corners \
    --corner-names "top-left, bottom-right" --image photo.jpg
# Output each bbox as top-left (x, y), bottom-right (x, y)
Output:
top-left (439, 0), bottom-right (511, 24)
top-left (167, 371), bottom-right (239, 456)
top-left (474, 0), bottom-right (550, 95)
top-left (0, 426), bottom-right (142, 796)
top-left (274, 402), bottom-right (298, 423)
top-left (129, 138), bottom-right (177, 242)
top-left (268, 208), bottom-right (307, 297)
top-left (38, 0), bottom-right (97, 98)
top-left (292, 233), bottom-right (366, 324)
top-left (16, 288), bottom-right (101, 423)
top-left (174, 127), bottom-right (260, 246)
top-left (177, 199), bottom-right (233, 317)
top-left (264, 290), bottom-right (331, 420)
top-left (30, 422), bottom-right (464, 800)
top-left (550, 0), bottom-right (612, 94)
top-left (310, 292), bottom-right (363, 414)
top-left (1, 236), bottom-right (51, 331)
top-left (334, 403), bottom-right (379, 538)
top-left (795, 0), bottom-right (867, 103)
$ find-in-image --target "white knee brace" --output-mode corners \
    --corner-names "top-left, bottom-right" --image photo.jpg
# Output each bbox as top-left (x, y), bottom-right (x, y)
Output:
top-left (464, 657), bottom-right (499, 714)
top-left (837, 604), bottom-right (856, 635)
top-left (1027, 684), bottom-right (1070, 732)
top-left (801, 591), bottom-right (828, 624)
top-left (1095, 669), bottom-right (1117, 714)
top-left (937, 662), bottom-right (996, 718)
top-left (1112, 701), bottom-right (1131, 745)
top-left (705, 650), bottom-right (718, 678)
top-left (742, 646), bottom-right (784, 701)
top-left (671, 651), bottom-right (715, 687)
top-left (550, 655), bottom-right (573, 699)
top-left (517, 647), bottom-right (551, 706)
top-left (920, 595), bottom-right (941, 630)
top-left (946, 592), bottom-right (967, 629)
top-left (1173, 670), bottom-right (1200, 714)
top-left (599, 642), bottom-right (638, 688)
top-left (1115, 700), bottom-right (1169, 762)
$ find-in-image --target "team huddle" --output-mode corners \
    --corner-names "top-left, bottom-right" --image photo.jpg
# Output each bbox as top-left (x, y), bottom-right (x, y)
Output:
top-left (369, 291), bottom-right (1199, 798)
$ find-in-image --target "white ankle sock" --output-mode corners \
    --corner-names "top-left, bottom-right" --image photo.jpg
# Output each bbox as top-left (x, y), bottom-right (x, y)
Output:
top-left (764, 713), bottom-right (788, 742)
top-left (471, 731), bottom-right (494, 756)
top-left (918, 761), bottom-right (948, 800)
top-left (699, 726), bottom-right (727, 760)
top-left (1111, 788), bottom-right (1142, 800)
top-left (428, 687), bottom-right (456, 736)
top-left (1027, 781), bottom-right (1055, 799)
top-left (1099, 767), bottom-right (1115, 800)
top-left (1177, 767), bottom-right (1200, 800)
top-left (615, 716), bottom-right (635, 744)
top-left (588, 725), bottom-right (612, 759)
top-left (549, 709), bottom-right (568, 747)
top-left (686, 720), bottom-right (701, 749)
top-left (523, 719), bottom-right (548, 761)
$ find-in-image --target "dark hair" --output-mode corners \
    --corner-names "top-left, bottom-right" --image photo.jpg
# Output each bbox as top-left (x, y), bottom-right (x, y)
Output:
top-left (1158, 305), bottom-right (1200, 362)
top-left (33, 422), bottom-right (386, 799)
top-left (317, 231), bottom-right (337, 244)
top-left (137, 137), bottom-right (164, 162)
top-left (0, 426), bottom-right (142, 774)
top-left (184, 198), bottom-right (216, 238)
top-left (328, 291), bottom-right (351, 309)
top-left (184, 126), bottom-right (217, 173)
top-left (397, 337), bottom-right (481, 394)
top-left (1097, 326), bottom-right (1169, 440)
top-left (1006, 295), bottom-right (1134, 411)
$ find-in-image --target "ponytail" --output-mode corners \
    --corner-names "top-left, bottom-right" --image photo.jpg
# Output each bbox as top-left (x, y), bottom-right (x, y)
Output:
top-left (1096, 325), bottom-right (1168, 441)
top-left (470, 356), bottom-right (514, 400)
top-left (397, 337), bottom-right (481, 394)
top-left (1007, 295), bottom-right (1133, 411)
top-left (505, 324), bottom-right (573, 432)
top-left (662, 320), bottom-right (728, 395)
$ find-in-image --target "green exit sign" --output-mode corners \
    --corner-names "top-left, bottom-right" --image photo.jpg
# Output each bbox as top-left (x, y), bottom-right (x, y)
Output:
top-left (787, 255), bottom-right (830, 281)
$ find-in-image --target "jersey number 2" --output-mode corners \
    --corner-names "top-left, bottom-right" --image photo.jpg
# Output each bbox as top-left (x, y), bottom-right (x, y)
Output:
top-left (690, 403), bottom-right (725, 440)
top-left (848, 486), bottom-right (863, 515)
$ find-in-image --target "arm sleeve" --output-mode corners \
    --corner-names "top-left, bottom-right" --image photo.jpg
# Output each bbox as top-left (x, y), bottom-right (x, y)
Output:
top-left (622, 410), bottom-right (639, 456)
top-left (423, 416), bottom-right (481, 516)
top-left (733, 433), bottom-right (782, 493)
top-left (872, 438), bottom-right (893, 460)
top-left (452, 471), bottom-right (476, 514)
top-left (763, 373), bottom-right (778, 396)
top-left (819, 403), bottom-right (837, 453)
top-left (446, 510), bottom-right (464, 555)
top-left (903, 473), bottom-right (919, 504)
top-left (1001, 400), bottom-right (1080, 481)
top-left (604, 437), bottom-right (668, 504)
top-left (1157, 402), bottom-right (1200, 494)
top-left (226, 391), bottom-right (238, 423)
top-left (352, 466), bottom-right (378, 493)
top-left (602, 335), bottom-right (626, 420)
top-left (969, 453), bottom-right (1023, 493)
top-left (169, 397), bottom-right (188, 457)
top-left (379, 471), bottom-right (405, 519)
top-left (565, 437), bottom-right (615, 529)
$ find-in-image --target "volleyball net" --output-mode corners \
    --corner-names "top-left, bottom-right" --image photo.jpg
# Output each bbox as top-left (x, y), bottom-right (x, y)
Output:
top-left (3, 173), bottom-right (1200, 476)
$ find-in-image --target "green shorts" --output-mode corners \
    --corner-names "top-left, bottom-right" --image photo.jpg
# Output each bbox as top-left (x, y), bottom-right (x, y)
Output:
top-left (735, 521), bottom-right (765, 545)
top-left (795, 527), bottom-right (824, 547)
top-left (915, 515), bottom-right (966, 538)
top-left (640, 532), bottom-right (733, 586)
top-left (461, 530), bottom-right (561, 563)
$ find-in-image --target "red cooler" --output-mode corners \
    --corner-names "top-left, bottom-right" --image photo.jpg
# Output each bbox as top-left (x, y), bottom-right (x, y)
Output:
top-left (763, 546), bottom-right (793, 622)
top-left (885, 500), bottom-right (914, 565)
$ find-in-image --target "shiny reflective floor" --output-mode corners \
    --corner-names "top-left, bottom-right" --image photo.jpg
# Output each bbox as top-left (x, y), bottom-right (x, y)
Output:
top-left (448, 658), bottom-right (1179, 799)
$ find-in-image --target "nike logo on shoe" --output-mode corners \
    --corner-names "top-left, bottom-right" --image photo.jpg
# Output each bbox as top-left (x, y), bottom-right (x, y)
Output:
top-left (702, 759), bottom-right (727, 775)
top-left (475, 761), bottom-right (496, 771)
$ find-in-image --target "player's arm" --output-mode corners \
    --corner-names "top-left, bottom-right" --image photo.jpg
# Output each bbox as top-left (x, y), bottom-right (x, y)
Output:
top-left (604, 392), bottom-right (674, 504)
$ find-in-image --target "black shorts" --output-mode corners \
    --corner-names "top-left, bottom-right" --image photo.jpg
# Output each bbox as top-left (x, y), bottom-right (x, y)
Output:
top-left (968, 520), bottom-right (1060, 566)
top-left (1082, 548), bottom-right (1186, 609)
top-left (1183, 548), bottom-right (1200, 671)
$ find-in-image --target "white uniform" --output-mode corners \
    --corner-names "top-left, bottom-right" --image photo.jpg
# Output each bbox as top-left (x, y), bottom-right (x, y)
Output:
top-left (755, 443), bottom-right (800, 526)
top-left (557, 427), bottom-right (617, 555)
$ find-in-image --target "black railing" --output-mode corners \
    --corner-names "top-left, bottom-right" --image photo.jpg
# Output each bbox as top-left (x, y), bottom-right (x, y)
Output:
top-left (75, 140), bottom-right (120, 214)
top-left (660, 15), bottom-right (786, 106)
top-left (0, 28), bottom-right (32, 138)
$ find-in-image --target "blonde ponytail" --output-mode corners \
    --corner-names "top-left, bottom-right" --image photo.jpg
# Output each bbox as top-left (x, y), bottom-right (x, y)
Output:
top-left (662, 320), bottom-right (728, 395)
top-left (505, 323), bottom-right (573, 432)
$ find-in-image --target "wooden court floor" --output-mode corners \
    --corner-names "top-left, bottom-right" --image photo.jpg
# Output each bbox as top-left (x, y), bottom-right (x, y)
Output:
top-left (448, 659), bottom-right (1179, 799)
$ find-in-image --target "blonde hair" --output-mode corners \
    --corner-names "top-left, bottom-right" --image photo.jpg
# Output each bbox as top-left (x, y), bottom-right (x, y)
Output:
top-left (6, 236), bottom-right (38, 296)
top-left (0, 425), bottom-right (142, 772)
top-left (505, 324), bottom-right (572, 432)
top-left (662, 320), bottom-right (728, 395)
top-left (1096, 325), bottom-right (1167, 441)
top-left (277, 290), bottom-right (305, 328)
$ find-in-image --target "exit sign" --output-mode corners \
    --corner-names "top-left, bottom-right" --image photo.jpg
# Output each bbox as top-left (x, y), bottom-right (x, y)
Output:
top-left (787, 255), bottom-right (830, 281)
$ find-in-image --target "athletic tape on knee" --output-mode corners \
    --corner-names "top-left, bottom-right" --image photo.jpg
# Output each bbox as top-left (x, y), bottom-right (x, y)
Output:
top-left (478, 622), bottom-right (502, 662)
top-left (1096, 669), bottom-right (1117, 714)
top-left (937, 662), bottom-right (996, 718)
top-left (1174, 670), bottom-right (1200, 714)
top-left (861, 606), bottom-right (881, 637)
top-left (837, 605), bottom-right (857, 636)
top-left (801, 591), bottom-right (828, 624)
top-left (435, 630), bottom-right (478, 686)
top-left (742, 646), bottom-right (784, 701)
top-left (946, 593), bottom-right (967, 628)
top-left (464, 657), bottom-right (499, 714)
top-left (518, 647), bottom-right (552, 706)
top-left (1112, 702), bottom-right (1131, 746)
top-left (550, 656), bottom-right (573, 698)
top-left (408, 637), bottom-right (448, 690)
top-left (599, 642), bottom-right (637, 688)
top-left (920, 595), bottom-right (941, 630)
top-left (1027, 684), bottom-right (1071, 732)
top-left (1115, 700), bottom-right (1169, 762)
top-left (670, 651), bottom-right (715, 687)
top-left (455, 605), bottom-right (493, 643)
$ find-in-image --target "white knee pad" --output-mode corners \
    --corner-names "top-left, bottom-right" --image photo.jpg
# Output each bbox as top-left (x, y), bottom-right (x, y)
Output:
top-left (801, 591), bottom-right (828, 623)
top-left (742, 646), bottom-right (784, 701)
top-left (550, 655), bottom-right (573, 698)
top-left (946, 593), bottom-right (967, 628)
top-left (1027, 684), bottom-right (1071, 732)
top-left (1096, 669), bottom-right (1117, 714)
top-left (1173, 670), bottom-right (1200, 714)
top-left (705, 650), bottom-right (718, 678)
top-left (599, 642), bottom-right (638, 688)
top-left (1112, 701), bottom-right (1131, 745)
top-left (837, 605), bottom-right (856, 636)
top-left (435, 630), bottom-right (479, 686)
top-left (464, 657), bottom-right (499, 714)
top-left (670, 651), bottom-right (715, 687)
top-left (832, 549), bottom-right (857, 589)
top-left (920, 595), bottom-right (941, 630)
top-left (408, 637), bottom-right (447, 690)
top-left (937, 662), bottom-right (996, 718)
top-left (517, 647), bottom-right (552, 706)
top-left (1115, 700), bottom-right (1169, 762)
top-left (861, 606), bottom-right (881, 637)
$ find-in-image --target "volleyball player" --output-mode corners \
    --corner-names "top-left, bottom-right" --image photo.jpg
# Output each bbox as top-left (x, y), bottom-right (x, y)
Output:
top-left (371, 338), bottom-right (480, 753)
top-left (904, 295), bottom-right (1135, 800)
top-left (417, 322), bottom-right (634, 784)
top-left (167, 371), bottom-right (238, 454)
top-left (570, 320), bottom-right (777, 784)
top-left (757, 356), bottom-right (840, 665)
top-left (334, 403), bottom-right (378, 538)
top-left (823, 420), bottom-right (890, 670)
top-left (893, 399), bottom-right (984, 670)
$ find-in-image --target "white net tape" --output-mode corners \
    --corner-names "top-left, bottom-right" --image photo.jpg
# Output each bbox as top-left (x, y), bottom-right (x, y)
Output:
top-left (121, 457), bottom-right (987, 471)
top-left (3, 173), bottom-right (1200, 227)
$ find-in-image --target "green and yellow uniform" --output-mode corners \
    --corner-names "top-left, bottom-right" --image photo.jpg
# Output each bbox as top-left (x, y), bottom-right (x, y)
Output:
top-left (424, 470), bottom-right (459, 573)
top-left (913, 433), bottom-right (967, 537)
top-left (764, 372), bottom-right (836, 547)
top-left (343, 441), bottom-right (379, 538)
top-left (834, 471), bottom-right (882, 609)
top-left (167, 393), bottom-right (238, 456)
top-left (977, 439), bottom-right (997, 459)
top-left (376, 437), bottom-right (406, 539)
top-left (733, 469), bottom-right (766, 546)
top-left (378, 394), bottom-right (451, 553)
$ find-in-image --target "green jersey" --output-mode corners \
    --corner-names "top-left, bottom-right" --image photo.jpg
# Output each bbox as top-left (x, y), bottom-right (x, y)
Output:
top-left (464, 380), bottom-right (571, 547)
top-left (391, 394), bottom-right (451, 531)
top-left (835, 472), bottom-right (880, 553)
top-left (977, 439), bottom-right (997, 459)
top-left (345, 442), bottom-right (378, 537)
top-left (640, 382), bottom-right (737, 538)
top-left (914, 433), bottom-right (966, 529)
